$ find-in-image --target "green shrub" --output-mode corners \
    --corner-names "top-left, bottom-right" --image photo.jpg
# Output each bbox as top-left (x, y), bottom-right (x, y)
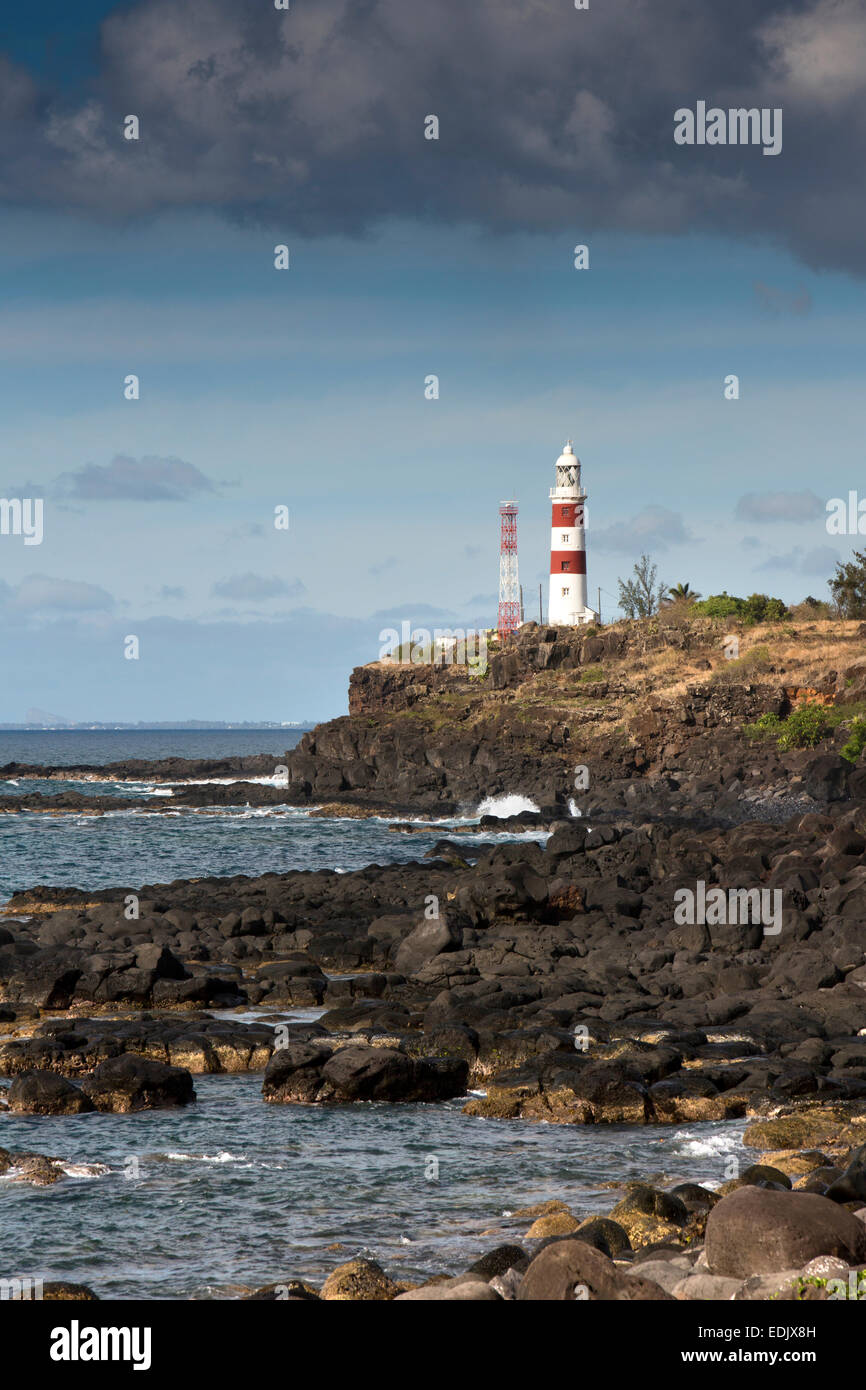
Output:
top-left (743, 593), bottom-right (789, 623)
top-left (692, 592), bottom-right (743, 618)
top-left (693, 592), bottom-right (789, 622)
top-left (777, 704), bottom-right (828, 750)
top-left (840, 717), bottom-right (866, 764)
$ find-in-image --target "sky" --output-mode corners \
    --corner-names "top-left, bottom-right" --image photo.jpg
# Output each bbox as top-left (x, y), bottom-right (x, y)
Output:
top-left (1, 0), bottom-right (865, 722)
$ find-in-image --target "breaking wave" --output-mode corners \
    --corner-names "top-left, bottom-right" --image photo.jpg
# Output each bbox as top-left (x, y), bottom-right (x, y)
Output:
top-left (475, 794), bottom-right (540, 818)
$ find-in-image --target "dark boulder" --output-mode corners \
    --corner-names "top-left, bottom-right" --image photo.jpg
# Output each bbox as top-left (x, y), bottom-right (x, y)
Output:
top-left (319, 1046), bottom-right (467, 1103)
top-left (8, 1070), bottom-right (93, 1115)
top-left (517, 1239), bottom-right (672, 1301)
top-left (706, 1186), bottom-right (866, 1278)
top-left (465, 1244), bottom-right (527, 1281)
top-left (802, 754), bottom-right (850, 803)
top-left (824, 1143), bottom-right (866, 1204)
top-left (261, 1043), bottom-right (334, 1103)
top-left (262, 1042), bottom-right (468, 1105)
top-left (81, 1054), bottom-right (196, 1112)
top-left (393, 915), bottom-right (463, 977)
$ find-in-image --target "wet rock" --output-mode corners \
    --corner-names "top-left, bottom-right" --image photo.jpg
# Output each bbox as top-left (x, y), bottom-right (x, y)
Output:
top-left (574, 1217), bottom-right (632, 1257)
top-left (668, 1183), bottom-right (720, 1213)
top-left (0, 1146), bottom-right (65, 1186)
top-left (40, 1282), bottom-right (101, 1301)
top-left (261, 1042), bottom-right (468, 1104)
top-left (608, 1186), bottom-right (689, 1249)
top-left (320, 1258), bottom-right (399, 1301)
top-left (743, 1108), bottom-right (856, 1152)
top-left (720, 1163), bottom-right (793, 1194)
top-left (465, 1244), bottom-right (526, 1281)
top-left (824, 1143), bottom-right (866, 1204)
top-left (8, 1070), bottom-right (93, 1115)
top-left (525, 1211), bottom-right (579, 1238)
top-left (80, 1054), bottom-right (196, 1113)
top-left (244, 1280), bottom-right (321, 1301)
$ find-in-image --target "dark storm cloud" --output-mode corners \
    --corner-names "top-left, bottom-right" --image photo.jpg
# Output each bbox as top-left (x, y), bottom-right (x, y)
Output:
top-left (1, 0), bottom-right (865, 272)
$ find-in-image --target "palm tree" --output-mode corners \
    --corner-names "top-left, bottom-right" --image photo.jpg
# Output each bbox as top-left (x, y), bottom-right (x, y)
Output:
top-left (664, 582), bottom-right (701, 605)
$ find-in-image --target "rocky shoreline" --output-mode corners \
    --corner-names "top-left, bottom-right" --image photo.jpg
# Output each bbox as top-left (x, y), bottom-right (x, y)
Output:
top-left (4, 617), bottom-right (866, 1299)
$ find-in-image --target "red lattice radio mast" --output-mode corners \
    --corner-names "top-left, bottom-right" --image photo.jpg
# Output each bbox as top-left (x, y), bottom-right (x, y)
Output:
top-left (498, 500), bottom-right (521, 640)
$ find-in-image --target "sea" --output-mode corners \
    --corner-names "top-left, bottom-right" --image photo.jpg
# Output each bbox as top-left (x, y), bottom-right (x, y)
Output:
top-left (0, 730), bottom-right (751, 1297)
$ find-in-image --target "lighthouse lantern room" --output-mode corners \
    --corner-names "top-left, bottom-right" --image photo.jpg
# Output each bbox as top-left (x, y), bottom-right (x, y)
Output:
top-left (548, 440), bottom-right (598, 626)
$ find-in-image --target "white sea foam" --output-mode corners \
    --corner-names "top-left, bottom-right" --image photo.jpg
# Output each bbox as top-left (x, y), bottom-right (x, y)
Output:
top-left (162, 1150), bottom-right (246, 1164)
top-left (476, 794), bottom-right (540, 818)
top-left (675, 1129), bottom-right (744, 1158)
top-left (59, 1161), bottom-right (110, 1179)
top-left (160, 775), bottom-right (283, 788)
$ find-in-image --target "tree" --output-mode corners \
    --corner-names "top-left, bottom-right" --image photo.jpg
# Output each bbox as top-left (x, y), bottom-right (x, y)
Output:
top-left (691, 591), bottom-right (789, 622)
top-left (829, 550), bottom-right (866, 619)
top-left (742, 593), bottom-right (789, 623)
top-left (692, 591), bottom-right (741, 618)
top-left (617, 554), bottom-right (667, 619)
top-left (664, 582), bottom-right (702, 605)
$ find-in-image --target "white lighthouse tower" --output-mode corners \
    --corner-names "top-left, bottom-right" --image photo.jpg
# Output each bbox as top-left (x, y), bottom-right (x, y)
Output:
top-left (548, 440), bottom-right (597, 626)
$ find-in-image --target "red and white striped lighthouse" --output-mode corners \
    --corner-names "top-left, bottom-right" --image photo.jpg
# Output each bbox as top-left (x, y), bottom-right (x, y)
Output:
top-left (548, 440), bottom-right (597, 626)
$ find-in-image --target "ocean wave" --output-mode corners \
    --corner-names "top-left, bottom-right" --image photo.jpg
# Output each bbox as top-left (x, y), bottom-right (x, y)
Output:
top-left (160, 1150), bottom-right (248, 1165)
top-left (160, 775), bottom-right (287, 788)
top-left (475, 793), bottom-right (541, 817)
top-left (58, 1161), bottom-right (111, 1179)
top-left (675, 1128), bottom-right (745, 1158)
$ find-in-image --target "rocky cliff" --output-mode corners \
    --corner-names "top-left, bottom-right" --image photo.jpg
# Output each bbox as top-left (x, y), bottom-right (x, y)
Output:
top-left (286, 618), bottom-right (866, 817)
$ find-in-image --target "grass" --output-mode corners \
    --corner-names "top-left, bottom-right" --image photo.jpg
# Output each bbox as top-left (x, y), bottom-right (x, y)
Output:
top-left (710, 645), bottom-right (772, 684)
top-left (363, 619), bottom-right (866, 765)
top-left (824, 699), bottom-right (866, 729)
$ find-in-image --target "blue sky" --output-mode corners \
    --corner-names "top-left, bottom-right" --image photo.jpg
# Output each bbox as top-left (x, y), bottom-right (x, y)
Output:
top-left (1, 0), bottom-right (865, 721)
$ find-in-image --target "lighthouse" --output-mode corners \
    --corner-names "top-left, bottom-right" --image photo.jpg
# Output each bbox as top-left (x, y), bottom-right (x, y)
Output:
top-left (548, 440), bottom-right (597, 626)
